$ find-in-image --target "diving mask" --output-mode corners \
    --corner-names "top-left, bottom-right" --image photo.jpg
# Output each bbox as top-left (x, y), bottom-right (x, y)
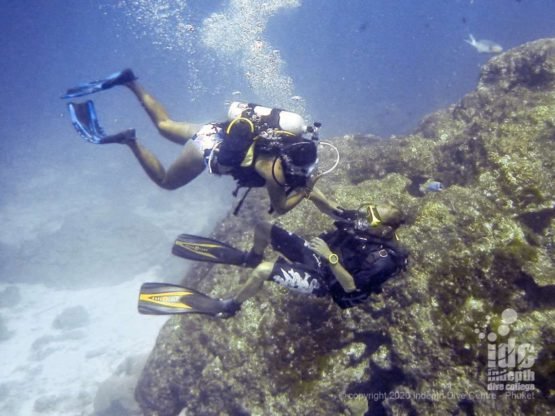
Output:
top-left (357, 203), bottom-right (404, 230)
top-left (285, 158), bottom-right (319, 178)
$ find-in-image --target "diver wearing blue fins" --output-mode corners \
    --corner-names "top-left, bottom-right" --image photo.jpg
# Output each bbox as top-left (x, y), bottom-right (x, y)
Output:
top-left (62, 69), bottom-right (342, 216)
top-left (138, 202), bottom-right (409, 317)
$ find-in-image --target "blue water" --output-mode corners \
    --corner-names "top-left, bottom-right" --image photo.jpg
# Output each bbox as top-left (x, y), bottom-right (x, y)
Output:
top-left (0, 1), bottom-right (554, 414)
top-left (0, 0), bottom-right (553, 280)
top-left (0, 1), bottom-right (553, 158)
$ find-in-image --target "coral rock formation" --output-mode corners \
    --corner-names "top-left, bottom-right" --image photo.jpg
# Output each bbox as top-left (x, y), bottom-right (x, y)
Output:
top-left (136, 39), bottom-right (555, 416)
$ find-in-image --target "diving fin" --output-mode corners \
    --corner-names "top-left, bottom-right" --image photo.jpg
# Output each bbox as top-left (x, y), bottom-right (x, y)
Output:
top-left (172, 234), bottom-right (248, 266)
top-left (67, 100), bottom-right (136, 144)
top-left (61, 69), bottom-right (137, 99)
top-left (138, 282), bottom-right (240, 317)
top-left (68, 100), bottom-right (102, 142)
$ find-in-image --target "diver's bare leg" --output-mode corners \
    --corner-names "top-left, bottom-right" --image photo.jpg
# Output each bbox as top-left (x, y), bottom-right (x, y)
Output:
top-left (233, 261), bottom-right (274, 303)
top-left (126, 139), bottom-right (206, 190)
top-left (251, 221), bottom-right (273, 255)
top-left (125, 81), bottom-right (201, 144)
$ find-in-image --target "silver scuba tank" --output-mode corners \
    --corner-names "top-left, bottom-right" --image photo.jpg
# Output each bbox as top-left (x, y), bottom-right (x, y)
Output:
top-left (227, 101), bottom-right (306, 135)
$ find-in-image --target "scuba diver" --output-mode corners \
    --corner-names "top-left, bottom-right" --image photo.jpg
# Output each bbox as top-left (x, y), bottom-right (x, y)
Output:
top-left (62, 69), bottom-right (339, 216)
top-left (138, 202), bottom-right (409, 317)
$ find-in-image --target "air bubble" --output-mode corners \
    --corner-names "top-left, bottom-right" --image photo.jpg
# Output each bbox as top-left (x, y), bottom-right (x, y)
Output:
top-left (497, 324), bottom-right (510, 336)
top-left (501, 308), bottom-right (517, 324)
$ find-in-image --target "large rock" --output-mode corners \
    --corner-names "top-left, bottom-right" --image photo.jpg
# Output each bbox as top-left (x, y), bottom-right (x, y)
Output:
top-left (93, 355), bottom-right (147, 416)
top-left (135, 39), bottom-right (555, 415)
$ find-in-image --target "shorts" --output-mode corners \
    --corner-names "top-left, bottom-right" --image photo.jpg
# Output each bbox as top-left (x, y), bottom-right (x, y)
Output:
top-left (191, 124), bottom-right (223, 166)
top-left (268, 225), bottom-right (328, 297)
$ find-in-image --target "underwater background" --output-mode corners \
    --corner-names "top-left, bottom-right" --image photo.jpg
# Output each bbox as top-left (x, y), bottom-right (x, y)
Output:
top-left (0, 1), bottom-right (554, 415)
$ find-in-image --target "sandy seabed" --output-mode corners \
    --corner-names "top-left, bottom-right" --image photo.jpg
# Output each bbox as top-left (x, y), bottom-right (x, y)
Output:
top-left (0, 269), bottom-right (168, 416)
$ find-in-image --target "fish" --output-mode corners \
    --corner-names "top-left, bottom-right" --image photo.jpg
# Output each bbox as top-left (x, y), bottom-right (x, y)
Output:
top-left (290, 95), bottom-right (303, 101)
top-left (231, 91), bottom-right (242, 96)
top-left (465, 34), bottom-right (503, 54)
top-left (420, 180), bottom-right (444, 193)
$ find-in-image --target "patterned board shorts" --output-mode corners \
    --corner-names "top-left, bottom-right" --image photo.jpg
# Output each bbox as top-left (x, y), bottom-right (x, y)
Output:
top-left (191, 124), bottom-right (223, 166)
top-left (268, 226), bottom-right (328, 297)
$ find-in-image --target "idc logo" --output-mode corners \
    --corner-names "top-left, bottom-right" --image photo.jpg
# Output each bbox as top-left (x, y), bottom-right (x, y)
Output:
top-left (475, 308), bottom-right (536, 393)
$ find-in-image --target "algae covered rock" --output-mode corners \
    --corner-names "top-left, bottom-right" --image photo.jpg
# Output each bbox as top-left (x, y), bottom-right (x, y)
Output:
top-left (136, 39), bottom-right (555, 415)
top-left (93, 354), bottom-right (147, 416)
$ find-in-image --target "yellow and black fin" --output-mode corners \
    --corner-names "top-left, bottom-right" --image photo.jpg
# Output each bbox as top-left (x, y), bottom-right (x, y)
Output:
top-left (172, 234), bottom-right (246, 265)
top-left (138, 282), bottom-right (227, 316)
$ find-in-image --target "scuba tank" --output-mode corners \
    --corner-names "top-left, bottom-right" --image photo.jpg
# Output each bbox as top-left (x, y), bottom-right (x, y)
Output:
top-left (223, 102), bottom-right (325, 216)
top-left (227, 102), bottom-right (306, 136)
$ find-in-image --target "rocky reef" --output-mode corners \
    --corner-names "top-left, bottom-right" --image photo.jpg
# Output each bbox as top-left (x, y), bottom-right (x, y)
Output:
top-left (135, 39), bottom-right (554, 415)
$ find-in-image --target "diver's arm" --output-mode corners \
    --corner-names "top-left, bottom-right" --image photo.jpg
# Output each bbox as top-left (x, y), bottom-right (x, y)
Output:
top-left (306, 186), bottom-right (344, 218)
top-left (308, 237), bottom-right (356, 293)
top-left (268, 184), bottom-right (342, 217)
top-left (328, 260), bottom-right (357, 293)
top-left (255, 158), bottom-right (306, 215)
top-left (267, 185), bottom-right (306, 215)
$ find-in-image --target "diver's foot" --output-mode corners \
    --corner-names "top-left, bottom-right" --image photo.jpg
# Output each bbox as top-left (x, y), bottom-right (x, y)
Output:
top-left (242, 249), bottom-right (263, 268)
top-left (102, 68), bottom-right (137, 89)
top-left (216, 298), bottom-right (241, 318)
top-left (98, 128), bottom-right (136, 144)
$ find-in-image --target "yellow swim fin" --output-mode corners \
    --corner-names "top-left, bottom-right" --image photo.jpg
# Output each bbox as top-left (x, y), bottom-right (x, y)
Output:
top-left (172, 234), bottom-right (246, 265)
top-left (138, 282), bottom-right (233, 316)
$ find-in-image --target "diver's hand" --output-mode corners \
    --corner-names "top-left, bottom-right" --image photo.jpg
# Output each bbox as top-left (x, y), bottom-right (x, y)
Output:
top-left (321, 196), bottom-right (341, 212)
top-left (308, 237), bottom-right (333, 259)
top-left (307, 173), bottom-right (319, 187)
top-left (332, 207), bottom-right (359, 221)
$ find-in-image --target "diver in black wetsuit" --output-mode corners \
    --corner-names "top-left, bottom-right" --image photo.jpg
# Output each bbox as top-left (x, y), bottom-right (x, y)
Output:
top-left (138, 202), bottom-right (409, 317)
top-left (218, 202), bottom-right (409, 315)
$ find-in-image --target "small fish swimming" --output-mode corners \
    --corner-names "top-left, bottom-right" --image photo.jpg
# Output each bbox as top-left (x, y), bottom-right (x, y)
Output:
top-left (420, 180), bottom-right (444, 193)
top-left (290, 95), bottom-right (303, 101)
top-left (465, 34), bottom-right (503, 54)
top-left (231, 91), bottom-right (242, 96)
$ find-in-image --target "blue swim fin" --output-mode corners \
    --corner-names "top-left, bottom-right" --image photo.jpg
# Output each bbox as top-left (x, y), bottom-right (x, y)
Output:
top-left (68, 101), bottom-right (102, 142)
top-left (67, 100), bottom-right (135, 144)
top-left (61, 69), bottom-right (137, 99)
